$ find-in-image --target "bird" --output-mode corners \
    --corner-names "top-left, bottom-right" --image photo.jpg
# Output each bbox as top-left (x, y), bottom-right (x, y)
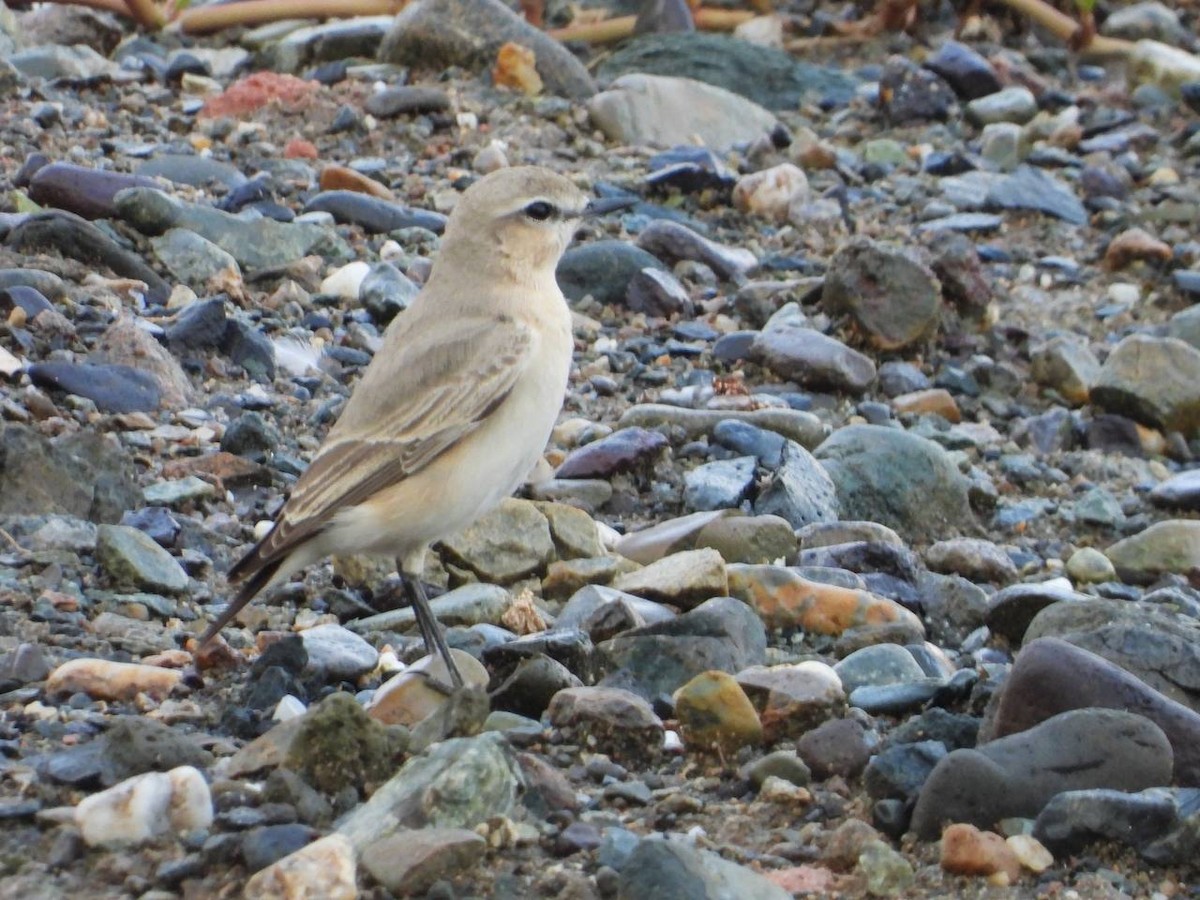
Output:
top-left (200, 166), bottom-right (631, 688)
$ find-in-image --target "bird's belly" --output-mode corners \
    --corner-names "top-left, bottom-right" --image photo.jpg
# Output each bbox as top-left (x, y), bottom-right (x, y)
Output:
top-left (326, 348), bottom-right (570, 561)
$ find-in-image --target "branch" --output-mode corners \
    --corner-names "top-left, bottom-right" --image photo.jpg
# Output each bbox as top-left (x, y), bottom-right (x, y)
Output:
top-left (550, 7), bottom-right (753, 44)
top-left (993, 0), bottom-right (1133, 56)
top-left (123, 0), bottom-right (166, 28)
top-left (177, 0), bottom-right (405, 34)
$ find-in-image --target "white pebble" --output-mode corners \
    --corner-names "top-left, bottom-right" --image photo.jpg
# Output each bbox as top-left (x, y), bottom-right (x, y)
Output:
top-left (320, 261), bottom-right (371, 301)
top-left (75, 766), bottom-right (212, 848)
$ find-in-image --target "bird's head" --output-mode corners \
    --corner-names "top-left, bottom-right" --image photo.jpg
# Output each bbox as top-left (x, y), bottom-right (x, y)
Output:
top-left (440, 166), bottom-right (629, 277)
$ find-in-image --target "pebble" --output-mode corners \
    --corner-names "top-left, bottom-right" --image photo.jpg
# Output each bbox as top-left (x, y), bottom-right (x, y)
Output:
top-left (46, 658), bottom-right (181, 702)
top-left (589, 73), bottom-right (780, 152)
top-left (75, 766), bottom-right (212, 848)
top-left (728, 564), bottom-right (924, 637)
top-left (244, 833), bottom-right (356, 900)
top-left (611, 547), bottom-right (728, 610)
top-left (618, 835), bottom-right (791, 900)
top-left (673, 670), bottom-right (763, 754)
top-left (940, 823), bottom-right (1022, 884)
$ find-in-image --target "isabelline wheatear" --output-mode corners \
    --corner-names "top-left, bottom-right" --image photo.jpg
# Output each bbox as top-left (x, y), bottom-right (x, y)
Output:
top-left (201, 166), bottom-right (631, 686)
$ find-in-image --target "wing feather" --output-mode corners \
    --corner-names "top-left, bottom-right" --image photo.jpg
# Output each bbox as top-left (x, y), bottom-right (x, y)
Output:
top-left (233, 314), bottom-right (534, 579)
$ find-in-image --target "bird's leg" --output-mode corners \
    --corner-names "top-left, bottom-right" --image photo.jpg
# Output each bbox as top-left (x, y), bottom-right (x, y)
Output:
top-left (398, 560), bottom-right (464, 690)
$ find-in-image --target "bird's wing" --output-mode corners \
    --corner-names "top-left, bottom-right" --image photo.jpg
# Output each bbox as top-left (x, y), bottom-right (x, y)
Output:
top-left (232, 313), bottom-right (536, 579)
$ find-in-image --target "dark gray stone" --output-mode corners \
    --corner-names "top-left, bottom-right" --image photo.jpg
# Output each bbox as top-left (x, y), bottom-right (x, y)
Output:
top-left (911, 709), bottom-right (1174, 838)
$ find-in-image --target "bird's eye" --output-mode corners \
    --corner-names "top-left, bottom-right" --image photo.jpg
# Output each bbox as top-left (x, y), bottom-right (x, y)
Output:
top-left (524, 201), bottom-right (555, 221)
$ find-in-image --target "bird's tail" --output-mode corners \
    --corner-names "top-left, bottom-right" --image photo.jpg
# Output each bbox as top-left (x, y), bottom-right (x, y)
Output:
top-left (198, 545), bottom-right (284, 645)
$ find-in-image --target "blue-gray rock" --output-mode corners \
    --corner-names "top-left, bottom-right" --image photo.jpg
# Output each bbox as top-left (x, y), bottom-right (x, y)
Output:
top-left (5, 211), bottom-right (170, 302)
top-left (28, 163), bottom-right (159, 221)
top-left (1034, 788), bottom-right (1179, 854)
top-left (754, 439), bottom-right (838, 529)
top-left (300, 623), bottom-right (380, 682)
top-left (864, 740), bottom-right (948, 801)
top-left (364, 85), bottom-right (451, 117)
top-left (0, 284), bottom-right (54, 317)
top-left (165, 297), bottom-right (228, 350)
top-left (636, 219), bottom-right (757, 281)
top-left (1151, 470), bottom-right (1200, 510)
top-left (923, 41), bottom-right (1001, 100)
top-left (814, 424), bottom-right (976, 544)
top-left (850, 680), bottom-right (945, 715)
top-left (303, 191), bottom-right (447, 234)
top-left (96, 524), bottom-right (189, 594)
top-left (617, 835), bottom-right (791, 900)
top-left (360, 261), bottom-right (420, 324)
top-left (910, 709), bottom-right (1173, 838)
top-left (626, 267), bottom-right (693, 317)
top-left (712, 420), bottom-right (785, 467)
top-left (557, 240), bottom-right (667, 306)
top-left (222, 318), bottom-right (276, 381)
top-left (242, 824), bottom-right (320, 873)
top-left (835, 644), bottom-right (927, 693)
top-left (986, 165), bottom-right (1087, 225)
top-left (598, 596), bottom-right (767, 700)
top-left (27, 362), bottom-right (160, 413)
top-left (120, 506), bottom-right (181, 547)
top-left (135, 155), bottom-right (248, 190)
top-left (684, 456), bottom-right (755, 511)
top-left (596, 32), bottom-right (857, 111)
top-left (752, 323), bottom-right (876, 395)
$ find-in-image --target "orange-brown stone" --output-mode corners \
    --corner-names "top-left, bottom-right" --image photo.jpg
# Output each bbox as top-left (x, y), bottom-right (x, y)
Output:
top-left (940, 823), bottom-right (1022, 884)
top-left (727, 564), bottom-right (924, 637)
top-left (892, 388), bottom-right (961, 423)
top-left (319, 163), bottom-right (395, 201)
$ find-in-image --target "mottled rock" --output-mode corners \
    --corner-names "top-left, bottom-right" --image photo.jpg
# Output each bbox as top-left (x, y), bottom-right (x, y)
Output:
top-left (441, 498), bottom-right (556, 583)
top-left (822, 238), bottom-right (941, 350)
top-left (245, 833), bottom-right (356, 900)
top-left (1105, 520), bottom-right (1200, 583)
top-left (815, 425), bottom-right (976, 544)
top-left (379, 0), bottom-right (595, 99)
top-left (1092, 334), bottom-right (1200, 435)
top-left (611, 548), bottom-right (727, 610)
top-left (674, 670), bottom-right (762, 754)
top-left (727, 564), bottom-right (924, 638)
top-left (598, 596), bottom-right (766, 699)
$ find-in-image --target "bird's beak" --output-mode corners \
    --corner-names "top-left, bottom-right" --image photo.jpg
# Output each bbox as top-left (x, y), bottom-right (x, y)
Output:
top-left (583, 195), bottom-right (636, 218)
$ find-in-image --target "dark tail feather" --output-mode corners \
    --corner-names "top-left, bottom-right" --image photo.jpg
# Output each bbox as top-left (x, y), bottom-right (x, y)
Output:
top-left (199, 551), bottom-right (283, 645)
